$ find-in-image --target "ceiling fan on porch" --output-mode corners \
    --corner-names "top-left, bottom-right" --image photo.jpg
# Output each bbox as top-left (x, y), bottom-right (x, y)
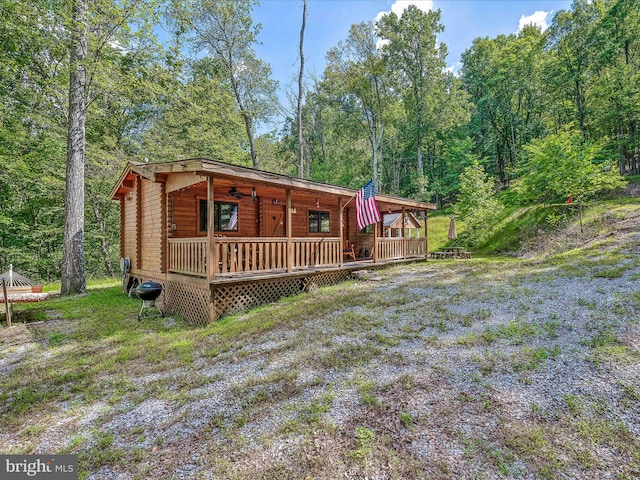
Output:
top-left (228, 186), bottom-right (258, 201)
top-left (228, 187), bottom-right (244, 198)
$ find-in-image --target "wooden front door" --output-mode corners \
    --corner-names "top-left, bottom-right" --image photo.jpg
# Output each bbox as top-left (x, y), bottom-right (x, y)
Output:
top-left (263, 201), bottom-right (285, 237)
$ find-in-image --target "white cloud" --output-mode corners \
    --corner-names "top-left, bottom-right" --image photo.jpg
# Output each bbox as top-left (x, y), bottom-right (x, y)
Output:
top-left (375, 0), bottom-right (434, 49)
top-left (518, 10), bottom-right (551, 33)
top-left (375, 0), bottom-right (434, 23)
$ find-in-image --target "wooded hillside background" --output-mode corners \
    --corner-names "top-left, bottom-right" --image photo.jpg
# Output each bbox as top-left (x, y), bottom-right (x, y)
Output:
top-left (1, 0), bottom-right (637, 282)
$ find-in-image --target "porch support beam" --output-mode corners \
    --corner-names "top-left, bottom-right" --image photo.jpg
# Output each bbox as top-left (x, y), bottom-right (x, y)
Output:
top-left (424, 209), bottom-right (428, 255)
top-left (339, 198), bottom-right (344, 267)
top-left (373, 219), bottom-right (378, 263)
top-left (207, 176), bottom-right (215, 282)
top-left (286, 189), bottom-right (293, 273)
top-left (401, 207), bottom-right (406, 259)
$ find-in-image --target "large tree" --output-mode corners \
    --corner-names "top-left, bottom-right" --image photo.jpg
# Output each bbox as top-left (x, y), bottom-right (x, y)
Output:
top-left (461, 26), bottom-right (547, 185)
top-left (296, 0), bottom-right (307, 178)
top-left (177, 0), bottom-right (278, 169)
top-left (325, 21), bottom-right (391, 192)
top-left (61, 0), bottom-right (88, 295)
top-left (377, 5), bottom-right (469, 202)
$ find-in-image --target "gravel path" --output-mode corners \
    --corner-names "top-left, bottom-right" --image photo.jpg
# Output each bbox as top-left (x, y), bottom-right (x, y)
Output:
top-left (1, 228), bottom-right (639, 479)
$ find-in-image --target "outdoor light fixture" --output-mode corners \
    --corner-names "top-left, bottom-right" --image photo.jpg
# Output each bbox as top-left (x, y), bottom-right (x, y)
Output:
top-left (315, 198), bottom-right (320, 208)
top-left (251, 187), bottom-right (257, 201)
top-left (272, 199), bottom-right (280, 205)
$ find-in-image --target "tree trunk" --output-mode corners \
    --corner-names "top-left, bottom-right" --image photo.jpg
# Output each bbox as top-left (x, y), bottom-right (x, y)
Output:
top-left (297, 0), bottom-right (307, 178)
top-left (61, 0), bottom-right (87, 295)
top-left (575, 78), bottom-right (586, 136)
top-left (243, 113), bottom-right (258, 169)
top-left (428, 146), bottom-right (439, 207)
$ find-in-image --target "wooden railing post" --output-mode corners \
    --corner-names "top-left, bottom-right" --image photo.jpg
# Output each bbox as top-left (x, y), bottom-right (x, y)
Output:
top-left (207, 176), bottom-right (215, 282)
top-left (339, 198), bottom-right (344, 266)
top-left (373, 220), bottom-right (378, 263)
top-left (286, 189), bottom-right (293, 273)
top-left (2, 279), bottom-right (11, 327)
top-left (401, 207), bottom-right (406, 259)
top-left (424, 209), bottom-right (428, 255)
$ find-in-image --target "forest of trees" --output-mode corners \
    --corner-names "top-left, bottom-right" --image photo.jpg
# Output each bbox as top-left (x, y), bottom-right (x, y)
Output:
top-left (0, 0), bottom-right (637, 283)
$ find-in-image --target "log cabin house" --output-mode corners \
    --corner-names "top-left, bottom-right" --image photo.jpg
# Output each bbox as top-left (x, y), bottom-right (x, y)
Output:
top-left (111, 159), bottom-right (436, 324)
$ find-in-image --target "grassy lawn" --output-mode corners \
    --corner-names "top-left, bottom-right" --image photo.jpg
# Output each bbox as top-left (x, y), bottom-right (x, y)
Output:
top-left (1, 202), bottom-right (639, 479)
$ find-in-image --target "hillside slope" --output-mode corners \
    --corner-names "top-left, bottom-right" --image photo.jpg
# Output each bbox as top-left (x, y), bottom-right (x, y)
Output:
top-left (474, 184), bottom-right (640, 258)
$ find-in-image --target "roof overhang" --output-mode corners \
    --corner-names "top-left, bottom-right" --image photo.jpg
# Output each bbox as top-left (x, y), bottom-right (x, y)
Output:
top-left (111, 158), bottom-right (437, 211)
top-left (110, 161), bottom-right (158, 199)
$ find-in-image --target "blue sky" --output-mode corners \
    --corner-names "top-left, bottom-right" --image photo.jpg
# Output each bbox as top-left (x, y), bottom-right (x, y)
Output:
top-left (251, 0), bottom-right (572, 128)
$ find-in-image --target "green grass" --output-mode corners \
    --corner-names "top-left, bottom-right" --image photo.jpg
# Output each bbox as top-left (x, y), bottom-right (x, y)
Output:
top-left (476, 204), bottom-right (577, 254)
top-left (426, 214), bottom-right (467, 252)
top-left (470, 198), bottom-right (640, 256)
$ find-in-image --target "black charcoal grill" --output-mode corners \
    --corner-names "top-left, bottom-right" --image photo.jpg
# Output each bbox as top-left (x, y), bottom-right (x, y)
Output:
top-left (135, 280), bottom-right (164, 321)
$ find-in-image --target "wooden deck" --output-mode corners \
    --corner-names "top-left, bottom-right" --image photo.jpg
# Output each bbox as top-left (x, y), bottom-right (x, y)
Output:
top-left (207, 256), bottom-right (418, 286)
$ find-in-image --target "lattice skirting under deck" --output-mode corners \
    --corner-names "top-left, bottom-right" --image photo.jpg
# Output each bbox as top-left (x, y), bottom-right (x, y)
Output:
top-left (135, 264), bottom-right (395, 324)
top-left (302, 270), bottom-right (352, 292)
top-left (214, 277), bottom-right (302, 319)
top-left (164, 281), bottom-right (211, 326)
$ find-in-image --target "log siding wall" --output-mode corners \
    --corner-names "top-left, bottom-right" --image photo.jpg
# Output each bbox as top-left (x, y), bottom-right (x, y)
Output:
top-left (140, 178), bottom-right (165, 272)
top-left (123, 178), bottom-right (138, 267)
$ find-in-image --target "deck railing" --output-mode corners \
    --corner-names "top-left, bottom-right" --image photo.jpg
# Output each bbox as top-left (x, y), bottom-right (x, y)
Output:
top-left (168, 238), bottom-right (207, 276)
top-left (169, 237), bottom-right (342, 277)
top-left (405, 237), bottom-right (427, 257)
top-left (293, 238), bottom-right (341, 268)
top-left (216, 238), bottom-right (287, 274)
top-left (376, 238), bottom-right (404, 260)
top-left (376, 237), bottom-right (427, 260)
top-left (169, 236), bottom-right (427, 278)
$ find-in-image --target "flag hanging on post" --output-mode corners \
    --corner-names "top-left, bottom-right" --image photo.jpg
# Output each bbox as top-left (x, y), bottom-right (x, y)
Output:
top-left (355, 180), bottom-right (381, 231)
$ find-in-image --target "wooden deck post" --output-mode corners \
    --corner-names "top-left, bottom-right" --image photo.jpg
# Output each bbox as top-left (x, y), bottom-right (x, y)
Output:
top-left (373, 219), bottom-right (378, 263)
top-left (339, 197), bottom-right (344, 266)
top-left (286, 189), bottom-right (293, 273)
top-left (207, 176), bottom-right (215, 282)
top-left (2, 279), bottom-right (11, 327)
top-left (401, 207), bottom-right (406, 259)
top-left (424, 209), bottom-right (428, 254)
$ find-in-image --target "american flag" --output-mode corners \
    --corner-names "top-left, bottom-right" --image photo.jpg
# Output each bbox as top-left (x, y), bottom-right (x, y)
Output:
top-left (355, 180), bottom-right (381, 231)
top-left (228, 206), bottom-right (238, 230)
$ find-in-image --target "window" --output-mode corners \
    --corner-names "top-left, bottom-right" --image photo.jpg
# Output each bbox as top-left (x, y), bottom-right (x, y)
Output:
top-left (199, 200), bottom-right (238, 232)
top-left (308, 210), bottom-right (330, 233)
top-left (359, 224), bottom-right (373, 234)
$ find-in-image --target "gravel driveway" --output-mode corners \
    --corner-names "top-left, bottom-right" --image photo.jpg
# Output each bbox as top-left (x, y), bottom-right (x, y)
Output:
top-left (1, 229), bottom-right (639, 479)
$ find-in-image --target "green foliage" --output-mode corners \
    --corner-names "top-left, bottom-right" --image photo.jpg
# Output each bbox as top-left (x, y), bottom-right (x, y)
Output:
top-left (140, 58), bottom-right (248, 165)
top-left (461, 25), bottom-right (547, 183)
top-left (454, 159), bottom-right (504, 246)
top-left (2, 0), bottom-right (640, 283)
top-left (518, 129), bottom-right (625, 204)
top-left (175, 0), bottom-right (278, 168)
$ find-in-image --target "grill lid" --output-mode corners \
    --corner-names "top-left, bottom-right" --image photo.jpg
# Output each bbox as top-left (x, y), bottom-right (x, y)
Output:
top-left (135, 280), bottom-right (163, 301)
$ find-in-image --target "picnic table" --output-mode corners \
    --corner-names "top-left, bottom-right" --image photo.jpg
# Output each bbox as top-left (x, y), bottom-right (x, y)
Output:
top-left (430, 247), bottom-right (472, 260)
